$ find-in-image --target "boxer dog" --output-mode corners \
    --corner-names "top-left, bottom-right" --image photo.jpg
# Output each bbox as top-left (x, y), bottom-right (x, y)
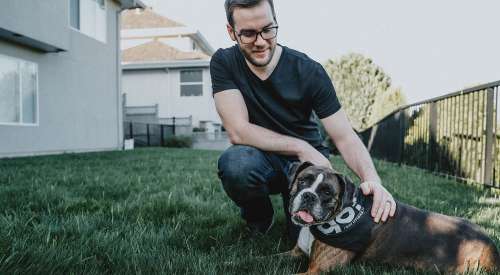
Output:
top-left (284, 162), bottom-right (500, 274)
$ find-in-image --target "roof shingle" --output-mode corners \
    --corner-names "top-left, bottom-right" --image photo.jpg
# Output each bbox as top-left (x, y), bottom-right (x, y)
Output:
top-left (122, 39), bottom-right (209, 62)
top-left (121, 8), bottom-right (184, 29)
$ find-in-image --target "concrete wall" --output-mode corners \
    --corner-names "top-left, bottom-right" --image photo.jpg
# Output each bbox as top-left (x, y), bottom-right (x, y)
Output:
top-left (0, 0), bottom-right (124, 157)
top-left (122, 66), bottom-right (220, 127)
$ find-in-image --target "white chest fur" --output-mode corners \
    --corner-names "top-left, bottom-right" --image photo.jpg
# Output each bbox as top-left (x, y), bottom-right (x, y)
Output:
top-left (297, 227), bottom-right (315, 256)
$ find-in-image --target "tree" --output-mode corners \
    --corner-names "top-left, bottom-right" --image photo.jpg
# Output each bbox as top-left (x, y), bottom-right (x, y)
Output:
top-left (371, 87), bottom-right (406, 126)
top-left (323, 53), bottom-right (406, 131)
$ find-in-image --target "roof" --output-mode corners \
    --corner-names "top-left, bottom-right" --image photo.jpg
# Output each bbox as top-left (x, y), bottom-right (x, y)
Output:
top-left (122, 27), bottom-right (215, 55)
top-left (122, 39), bottom-right (209, 63)
top-left (122, 59), bottom-right (210, 71)
top-left (116, 0), bottom-right (146, 10)
top-left (121, 8), bottom-right (184, 29)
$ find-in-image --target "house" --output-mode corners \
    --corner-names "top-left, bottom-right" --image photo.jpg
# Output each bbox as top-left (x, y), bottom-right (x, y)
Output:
top-left (120, 8), bottom-right (221, 132)
top-left (0, 0), bottom-right (145, 158)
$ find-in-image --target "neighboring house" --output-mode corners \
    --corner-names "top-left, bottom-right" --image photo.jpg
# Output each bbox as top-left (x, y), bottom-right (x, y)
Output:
top-left (0, 0), bottom-right (144, 158)
top-left (120, 8), bottom-right (221, 132)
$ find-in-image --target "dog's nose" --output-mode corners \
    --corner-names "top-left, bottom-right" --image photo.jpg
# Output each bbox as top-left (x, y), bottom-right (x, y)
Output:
top-left (302, 192), bottom-right (317, 204)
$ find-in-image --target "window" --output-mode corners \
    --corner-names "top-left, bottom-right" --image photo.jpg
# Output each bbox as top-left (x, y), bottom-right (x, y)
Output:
top-left (180, 70), bottom-right (203, 97)
top-left (69, 0), bottom-right (107, 42)
top-left (0, 54), bottom-right (38, 125)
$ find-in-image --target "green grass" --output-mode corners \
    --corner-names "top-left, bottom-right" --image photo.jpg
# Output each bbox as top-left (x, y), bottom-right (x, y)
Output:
top-left (0, 148), bottom-right (498, 274)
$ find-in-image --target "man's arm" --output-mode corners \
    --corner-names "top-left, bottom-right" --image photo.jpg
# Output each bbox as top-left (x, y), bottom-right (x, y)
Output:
top-left (214, 89), bottom-right (331, 167)
top-left (320, 109), bottom-right (396, 222)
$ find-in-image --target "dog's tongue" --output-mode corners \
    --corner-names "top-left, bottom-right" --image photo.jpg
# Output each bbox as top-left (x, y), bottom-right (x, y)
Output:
top-left (296, 211), bottom-right (314, 223)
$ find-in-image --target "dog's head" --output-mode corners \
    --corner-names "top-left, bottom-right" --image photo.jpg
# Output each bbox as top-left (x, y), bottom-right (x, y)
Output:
top-left (288, 162), bottom-right (352, 226)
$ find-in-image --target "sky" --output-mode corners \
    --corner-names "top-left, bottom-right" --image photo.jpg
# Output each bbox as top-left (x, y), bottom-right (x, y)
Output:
top-left (139, 0), bottom-right (500, 104)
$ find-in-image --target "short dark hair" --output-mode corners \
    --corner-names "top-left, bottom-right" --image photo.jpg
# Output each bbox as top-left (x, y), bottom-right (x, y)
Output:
top-left (224, 0), bottom-right (277, 27)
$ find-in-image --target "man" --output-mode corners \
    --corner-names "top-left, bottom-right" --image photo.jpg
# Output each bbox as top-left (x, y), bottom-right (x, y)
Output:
top-left (211, 0), bottom-right (396, 242)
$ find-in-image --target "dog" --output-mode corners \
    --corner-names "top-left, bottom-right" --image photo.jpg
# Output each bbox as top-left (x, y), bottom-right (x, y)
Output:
top-left (283, 162), bottom-right (500, 274)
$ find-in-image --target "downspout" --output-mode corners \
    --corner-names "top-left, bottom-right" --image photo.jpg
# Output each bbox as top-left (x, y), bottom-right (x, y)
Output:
top-left (165, 67), bottom-right (170, 122)
top-left (116, 1), bottom-right (145, 150)
top-left (116, 7), bottom-right (123, 149)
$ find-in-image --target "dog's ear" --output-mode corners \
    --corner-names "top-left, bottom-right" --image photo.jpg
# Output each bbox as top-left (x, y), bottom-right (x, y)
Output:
top-left (288, 161), bottom-right (314, 187)
top-left (335, 174), bottom-right (356, 209)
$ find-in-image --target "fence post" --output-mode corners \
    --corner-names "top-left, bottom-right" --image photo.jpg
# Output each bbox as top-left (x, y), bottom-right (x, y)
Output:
top-left (147, 124), bottom-right (151, 146)
top-left (398, 110), bottom-right (405, 165)
top-left (429, 102), bottom-right (438, 170)
top-left (483, 88), bottom-right (495, 186)
top-left (173, 117), bottom-right (176, 136)
top-left (366, 125), bottom-right (378, 152)
top-left (160, 125), bottom-right (164, 147)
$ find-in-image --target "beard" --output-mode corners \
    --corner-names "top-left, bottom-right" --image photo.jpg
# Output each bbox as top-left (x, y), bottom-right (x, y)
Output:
top-left (238, 43), bottom-right (276, 67)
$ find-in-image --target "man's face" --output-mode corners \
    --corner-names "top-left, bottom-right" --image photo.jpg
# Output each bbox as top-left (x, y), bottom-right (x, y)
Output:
top-left (227, 1), bottom-right (277, 67)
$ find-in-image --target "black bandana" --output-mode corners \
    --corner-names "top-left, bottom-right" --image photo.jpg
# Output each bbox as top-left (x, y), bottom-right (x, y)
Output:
top-left (309, 187), bottom-right (376, 253)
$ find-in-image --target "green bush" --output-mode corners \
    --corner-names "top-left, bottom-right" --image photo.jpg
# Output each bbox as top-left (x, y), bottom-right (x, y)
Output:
top-left (163, 136), bottom-right (193, 148)
top-left (192, 127), bottom-right (206, 132)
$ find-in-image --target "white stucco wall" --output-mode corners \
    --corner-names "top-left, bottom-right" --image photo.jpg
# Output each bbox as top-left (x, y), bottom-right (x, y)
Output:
top-left (123, 69), bottom-right (168, 107)
top-left (122, 66), bottom-right (220, 127)
top-left (0, 0), bottom-right (124, 158)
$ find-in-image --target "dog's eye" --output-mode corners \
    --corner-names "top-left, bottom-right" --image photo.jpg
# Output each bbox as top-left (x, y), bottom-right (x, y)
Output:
top-left (323, 190), bottom-right (332, 196)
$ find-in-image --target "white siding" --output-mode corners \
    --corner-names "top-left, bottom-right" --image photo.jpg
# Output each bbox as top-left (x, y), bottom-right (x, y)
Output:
top-left (0, 0), bottom-right (123, 158)
top-left (123, 69), bottom-right (168, 107)
top-left (122, 67), bottom-right (220, 127)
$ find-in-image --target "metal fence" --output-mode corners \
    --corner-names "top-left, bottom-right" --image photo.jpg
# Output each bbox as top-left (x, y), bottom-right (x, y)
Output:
top-left (359, 80), bottom-right (500, 189)
top-left (124, 116), bottom-right (192, 147)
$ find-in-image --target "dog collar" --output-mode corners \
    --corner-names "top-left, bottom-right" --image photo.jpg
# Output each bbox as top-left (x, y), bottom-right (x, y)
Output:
top-left (309, 188), bottom-right (375, 253)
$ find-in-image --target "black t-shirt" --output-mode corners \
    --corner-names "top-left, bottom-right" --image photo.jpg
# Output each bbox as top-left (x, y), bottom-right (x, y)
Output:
top-left (210, 44), bottom-right (341, 148)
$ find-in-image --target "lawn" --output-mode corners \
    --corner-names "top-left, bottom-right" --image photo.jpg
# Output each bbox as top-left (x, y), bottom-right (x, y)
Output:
top-left (0, 148), bottom-right (498, 274)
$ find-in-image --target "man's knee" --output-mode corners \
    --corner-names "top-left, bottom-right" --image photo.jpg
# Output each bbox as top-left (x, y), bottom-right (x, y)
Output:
top-left (217, 145), bottom-right (271, 200)
top-left (218, 145), bottom-right (257, 177)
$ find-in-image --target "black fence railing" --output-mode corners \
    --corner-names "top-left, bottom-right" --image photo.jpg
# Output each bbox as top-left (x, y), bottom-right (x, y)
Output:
top-left (124, 117), bottom-right (192, 147)
top-left (359, 80), bottom-right (500, 189)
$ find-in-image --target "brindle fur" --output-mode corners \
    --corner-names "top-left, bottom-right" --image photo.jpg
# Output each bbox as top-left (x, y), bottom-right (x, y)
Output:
top-left (286, 165), bottom-right (500, 274)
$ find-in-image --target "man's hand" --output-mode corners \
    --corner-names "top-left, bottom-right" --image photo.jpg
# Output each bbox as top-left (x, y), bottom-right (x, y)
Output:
top-left (360, 181), bottom-right (396, 223)
top-left (296, 141), bottom-right (332, 169)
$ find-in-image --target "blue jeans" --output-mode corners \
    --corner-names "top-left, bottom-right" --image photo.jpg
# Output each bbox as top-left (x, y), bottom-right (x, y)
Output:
top-left (217, 144), bottom-right (330, 240)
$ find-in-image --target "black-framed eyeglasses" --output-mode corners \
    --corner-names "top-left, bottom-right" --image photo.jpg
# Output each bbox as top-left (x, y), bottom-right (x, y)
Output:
top-left (234, 26), bottom-right (279, 44)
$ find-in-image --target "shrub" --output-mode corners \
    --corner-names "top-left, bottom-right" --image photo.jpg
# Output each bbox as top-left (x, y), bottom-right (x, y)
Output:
top-left (163, 136), bottom-right (193, 148)
top-left (192, 127), bottom-right (206, 132)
